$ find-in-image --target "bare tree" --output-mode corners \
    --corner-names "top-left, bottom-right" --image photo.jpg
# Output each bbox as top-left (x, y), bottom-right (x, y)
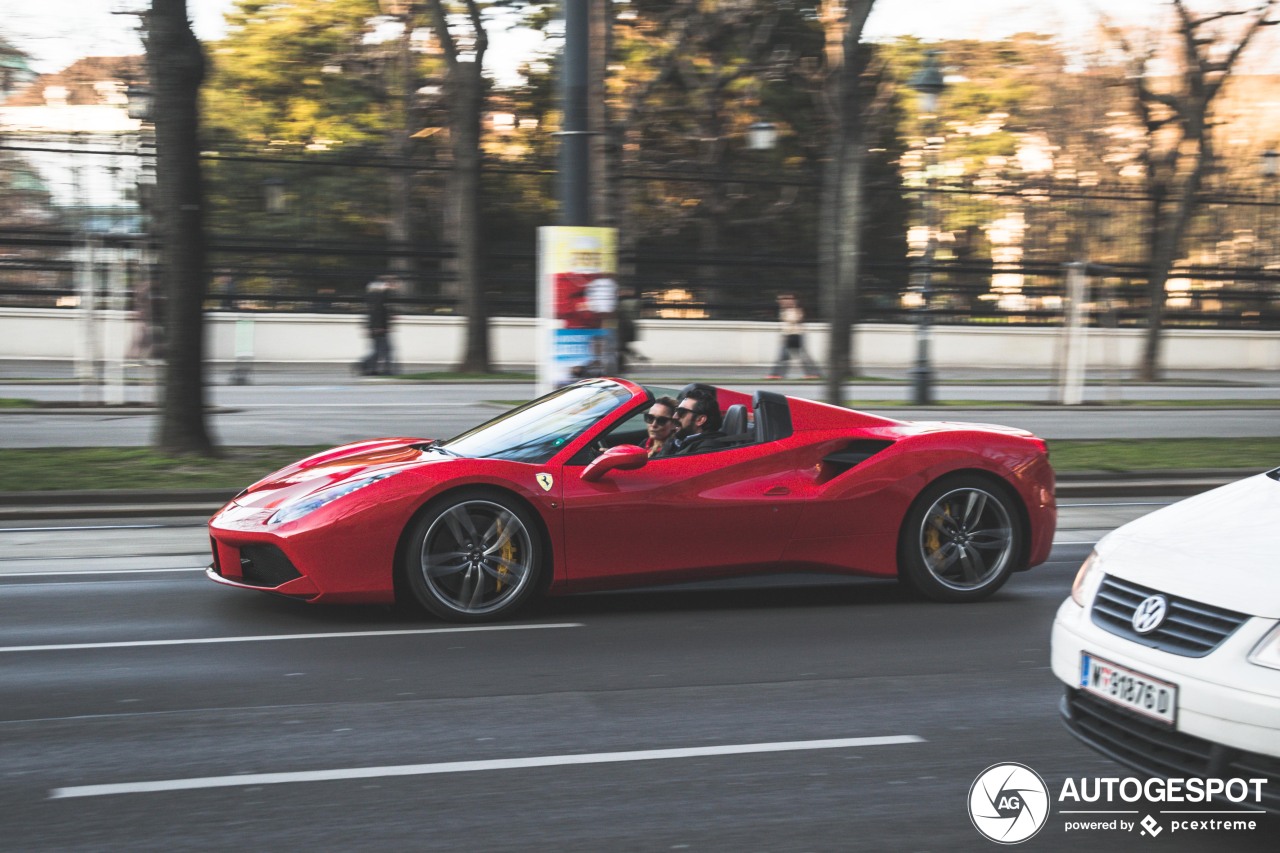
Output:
top-left (147, 0), bottom-right (215, 455)
top-left (1106, 0), bottom-right (1276, 380)
top-left (424, 0), bottom-right (489, 371)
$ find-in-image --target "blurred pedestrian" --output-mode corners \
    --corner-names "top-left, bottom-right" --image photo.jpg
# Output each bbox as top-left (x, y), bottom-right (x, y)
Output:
top-left (358, 276), bottom-right (396, 376)
top-left (767, 293), bottom-right (820, 380)
top-left (616, 286), bottom-right (647, 373)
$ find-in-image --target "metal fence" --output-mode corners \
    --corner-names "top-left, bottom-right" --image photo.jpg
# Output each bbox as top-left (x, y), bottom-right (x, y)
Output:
top-left (2, 138), bottom-right (1279, 329)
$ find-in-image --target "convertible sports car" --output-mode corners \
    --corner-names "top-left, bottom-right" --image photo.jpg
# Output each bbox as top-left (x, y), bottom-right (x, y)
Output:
top-left (208, 378), bottom-right (1057, 621)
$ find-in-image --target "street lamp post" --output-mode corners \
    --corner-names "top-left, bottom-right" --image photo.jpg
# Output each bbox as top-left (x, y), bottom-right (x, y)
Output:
top-left (1259, 149), bottom-right (1278, 314)
top-left (907, 51), bottom-right (946, 406)
top-left (124, 83), bottom-right (157, 398)
top-left (559, 0), bottom-right (591, 225)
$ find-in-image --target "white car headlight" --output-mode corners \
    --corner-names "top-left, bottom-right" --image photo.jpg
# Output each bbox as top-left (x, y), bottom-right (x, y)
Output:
top-left (269, 471), bottom-right (399, 525)
top-left (1070, 548), bottom-right (1105, 607)
top-left (1248, 623), bottom-right (1280, 672)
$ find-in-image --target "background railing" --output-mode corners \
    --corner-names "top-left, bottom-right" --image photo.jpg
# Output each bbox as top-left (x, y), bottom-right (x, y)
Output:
top-left (2, 139), bottom-right (1279, 329)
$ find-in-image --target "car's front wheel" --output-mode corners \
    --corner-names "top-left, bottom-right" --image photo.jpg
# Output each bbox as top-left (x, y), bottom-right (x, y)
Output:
top-left (405, 490), bottom-right (544, 622)
top-left (899, 475), bottom-right (1022, 602)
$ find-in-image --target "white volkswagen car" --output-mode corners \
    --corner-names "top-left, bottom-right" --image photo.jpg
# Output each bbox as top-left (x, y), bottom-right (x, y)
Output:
top-left (1051, 468), bottom-right (1280, 811)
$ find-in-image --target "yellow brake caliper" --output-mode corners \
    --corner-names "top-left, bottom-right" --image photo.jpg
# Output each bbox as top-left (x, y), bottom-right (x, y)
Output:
top-left (495, 518), bottom-right (514, 592)
top-left (924, 503), bottom-right (945, 567)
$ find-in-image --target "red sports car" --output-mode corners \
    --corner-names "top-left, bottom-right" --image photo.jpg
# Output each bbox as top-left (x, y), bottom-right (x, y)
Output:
top-left (208, 379), bottom-right (1057, 621)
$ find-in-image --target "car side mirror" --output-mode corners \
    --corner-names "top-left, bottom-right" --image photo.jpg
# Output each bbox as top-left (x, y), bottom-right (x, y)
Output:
top-left (581, 444), bottom-right (648, 482)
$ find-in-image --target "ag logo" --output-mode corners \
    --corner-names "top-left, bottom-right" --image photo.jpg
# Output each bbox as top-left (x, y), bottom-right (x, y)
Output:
top-left (968, 763), bottom-right (1050, 844)
top-left (535, 472), bottom-right (554, 492)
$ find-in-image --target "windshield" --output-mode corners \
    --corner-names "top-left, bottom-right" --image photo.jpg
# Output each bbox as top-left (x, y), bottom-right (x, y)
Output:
top-left (442, 380), bottom-right (635, 464)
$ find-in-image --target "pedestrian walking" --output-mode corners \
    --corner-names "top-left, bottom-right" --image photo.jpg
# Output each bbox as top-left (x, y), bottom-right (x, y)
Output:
top-left (767, 293), bottom-right (820, 379)
top-left (358, 276), bottom-right (396, 376)
top-left (615, 286), bottom-right (647, 373)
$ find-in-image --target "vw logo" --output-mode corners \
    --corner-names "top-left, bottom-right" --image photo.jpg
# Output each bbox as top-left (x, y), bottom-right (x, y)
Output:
top-left (1132, 594), bottom-right (1168, 634)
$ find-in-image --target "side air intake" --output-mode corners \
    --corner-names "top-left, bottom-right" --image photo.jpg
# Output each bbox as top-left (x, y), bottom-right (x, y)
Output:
top-left (820, 440), bottom-right (894, 478)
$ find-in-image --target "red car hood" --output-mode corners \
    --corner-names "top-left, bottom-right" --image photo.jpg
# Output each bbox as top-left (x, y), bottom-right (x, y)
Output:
top-left (234, 437), bottom-right (440, 511)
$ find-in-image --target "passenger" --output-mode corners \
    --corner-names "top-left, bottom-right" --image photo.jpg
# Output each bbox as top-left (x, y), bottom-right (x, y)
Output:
top-left (665, 386), bottom-right (724, 455)
top-left (642, 395), bottom-right (680, 457)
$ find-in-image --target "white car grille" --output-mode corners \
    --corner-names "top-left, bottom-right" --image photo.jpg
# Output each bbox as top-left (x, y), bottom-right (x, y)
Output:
top-left (1090, 575), bottom-right (1248, 657)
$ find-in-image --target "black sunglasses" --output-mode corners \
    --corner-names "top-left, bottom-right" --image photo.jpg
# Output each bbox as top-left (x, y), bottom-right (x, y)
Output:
top-left (644, 413), bottom-right (673, 426)
top-left (674, 407), bottom-right (699, 419)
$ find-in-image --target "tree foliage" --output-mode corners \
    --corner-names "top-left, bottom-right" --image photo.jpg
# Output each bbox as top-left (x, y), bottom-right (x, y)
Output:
top-left (204, 0), bottom-right (393, 149)
top-left (202, 0), bottom-right (452, 297)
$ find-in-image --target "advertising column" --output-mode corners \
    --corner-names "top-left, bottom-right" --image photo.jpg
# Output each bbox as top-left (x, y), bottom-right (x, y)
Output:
top-left (536, 226), bottom-right (619, 395)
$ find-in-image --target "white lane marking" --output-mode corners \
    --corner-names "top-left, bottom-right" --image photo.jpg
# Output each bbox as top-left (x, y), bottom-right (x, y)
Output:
top-left (1058, 502), bottom-right (1172, 508)
top-left (49, 735), bottom-right (925, 799)
top-left (0, 524), bottom-right (171, 533)
top-left (0, 623), bottom-right (582, 653)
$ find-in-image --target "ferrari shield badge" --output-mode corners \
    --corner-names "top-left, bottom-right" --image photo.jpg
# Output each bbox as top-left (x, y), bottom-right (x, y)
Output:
top-left (535, 472), bottom-right (554, 492)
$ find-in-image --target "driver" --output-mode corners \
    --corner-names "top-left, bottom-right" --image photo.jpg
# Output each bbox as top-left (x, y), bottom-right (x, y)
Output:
top-left (664, 386), bottom-right (723, 456)
top-left (642, 396), bottom-right (679, 457)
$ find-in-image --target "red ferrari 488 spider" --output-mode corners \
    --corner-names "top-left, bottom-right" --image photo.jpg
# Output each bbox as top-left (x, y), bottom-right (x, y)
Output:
top-left (208, 378), bottom-right (1056, 621)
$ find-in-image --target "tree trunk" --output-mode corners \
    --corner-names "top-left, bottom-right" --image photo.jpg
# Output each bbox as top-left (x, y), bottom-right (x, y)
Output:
top-left (425, 0), bottom-right (489, 373)
top-left (821, 0), bottom-right (876, 405)
top-left (388, 21), bottom-right (416, 291)
top-left (452, 69), bottom-right (489, 372)
top-left (147, 0), bottom-right (215, 455)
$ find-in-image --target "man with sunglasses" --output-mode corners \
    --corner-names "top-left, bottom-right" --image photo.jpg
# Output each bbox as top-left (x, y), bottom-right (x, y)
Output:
top-left (664, 386), bottom-right (723, 456)
top-left (642, 396), bottom-right (680, 457)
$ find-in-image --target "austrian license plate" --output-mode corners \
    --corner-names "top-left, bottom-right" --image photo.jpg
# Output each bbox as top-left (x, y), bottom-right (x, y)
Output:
top-left (1080, 652), bottom-right (1177, 725)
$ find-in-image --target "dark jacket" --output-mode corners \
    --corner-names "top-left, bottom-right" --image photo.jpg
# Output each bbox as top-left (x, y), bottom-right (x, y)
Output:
top-left (665, 429), bottom-right (725, 456)
top-left (367, 289), bottom-right (390, 333)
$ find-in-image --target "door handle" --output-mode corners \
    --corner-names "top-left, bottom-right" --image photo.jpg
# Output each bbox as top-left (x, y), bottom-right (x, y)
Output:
top-left (764, 486), bottom-right (790, 496)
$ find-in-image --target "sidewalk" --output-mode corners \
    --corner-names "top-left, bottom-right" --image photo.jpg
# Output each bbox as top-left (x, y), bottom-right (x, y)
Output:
top-left (5, 358), bottom-right (1280, 390)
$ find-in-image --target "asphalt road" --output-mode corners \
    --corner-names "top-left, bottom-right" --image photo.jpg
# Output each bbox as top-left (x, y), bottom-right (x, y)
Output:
top-left (3, 378), bottom-right (1280, 447)
top-left (0, 502), bottom-right (1272, 851)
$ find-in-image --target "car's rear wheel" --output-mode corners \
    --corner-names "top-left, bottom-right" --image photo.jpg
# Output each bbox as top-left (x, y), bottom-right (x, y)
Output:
top-left (899, 475), bottom-right (1022, 602)
top-left (405, 490), bottom-right (543, 622)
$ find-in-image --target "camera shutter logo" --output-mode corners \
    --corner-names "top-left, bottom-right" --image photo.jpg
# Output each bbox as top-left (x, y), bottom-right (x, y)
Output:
top-left (968, 763), bottom-right (1050, 844)
top-left (1132, 594), bottom-right (1168, 635)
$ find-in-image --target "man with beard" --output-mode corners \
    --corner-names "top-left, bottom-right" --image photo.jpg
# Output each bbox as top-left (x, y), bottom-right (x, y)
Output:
top-left (665, 386), bottom-right (723, 456)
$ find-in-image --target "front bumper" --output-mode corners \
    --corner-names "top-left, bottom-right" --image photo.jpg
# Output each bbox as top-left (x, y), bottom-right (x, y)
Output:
top-left (207, 499), bottom-right (398, 605)
top-left (1057, 689), bottom-right (1280, 813)
top-left (1051, 595), bottom-right (1280, 811)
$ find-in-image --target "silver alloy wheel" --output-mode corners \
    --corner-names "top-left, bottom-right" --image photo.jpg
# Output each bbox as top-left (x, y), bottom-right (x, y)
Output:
top-left (418, 499), bottom-right (535, 616)
top-left (916, 486), bottom-right (1015, 592)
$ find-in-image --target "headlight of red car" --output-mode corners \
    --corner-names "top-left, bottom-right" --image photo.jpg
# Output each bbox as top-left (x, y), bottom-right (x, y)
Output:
top-left (268, 470), bottom-right (401, 526)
